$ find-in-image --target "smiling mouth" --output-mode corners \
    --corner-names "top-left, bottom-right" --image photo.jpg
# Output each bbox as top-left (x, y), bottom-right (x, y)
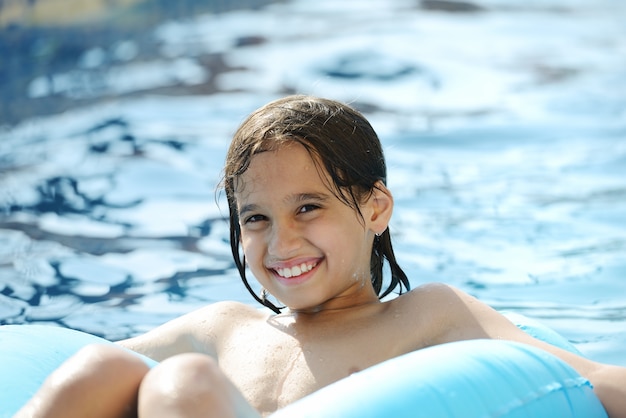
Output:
top-left (275, 262), bottom-right (318, 279)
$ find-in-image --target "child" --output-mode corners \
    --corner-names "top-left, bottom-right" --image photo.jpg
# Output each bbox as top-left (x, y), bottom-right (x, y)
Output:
top-left (17, 95), bottom-right (626, 417)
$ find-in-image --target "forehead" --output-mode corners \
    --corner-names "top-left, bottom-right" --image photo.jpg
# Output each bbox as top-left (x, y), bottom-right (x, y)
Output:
top-left (234, 143), bottom-right (330, 200)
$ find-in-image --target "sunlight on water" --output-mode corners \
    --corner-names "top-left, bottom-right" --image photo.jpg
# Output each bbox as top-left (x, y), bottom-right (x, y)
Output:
top-left (1, 0), bottom-right (625, 364)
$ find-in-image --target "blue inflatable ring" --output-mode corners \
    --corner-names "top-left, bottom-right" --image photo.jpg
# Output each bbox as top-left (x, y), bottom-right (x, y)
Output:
top-left (0, 314), bottom-right (608, 417)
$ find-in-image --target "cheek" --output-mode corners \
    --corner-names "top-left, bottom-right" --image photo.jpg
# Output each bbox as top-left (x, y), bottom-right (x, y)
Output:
top-left (240, 233), bottom-right (263, 265)
top-left (240, 234), bottom-right (252, 256)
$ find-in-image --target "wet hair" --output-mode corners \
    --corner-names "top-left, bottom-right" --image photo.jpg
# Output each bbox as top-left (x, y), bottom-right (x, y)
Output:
top-left (221, 95), bottom-right (410, 313)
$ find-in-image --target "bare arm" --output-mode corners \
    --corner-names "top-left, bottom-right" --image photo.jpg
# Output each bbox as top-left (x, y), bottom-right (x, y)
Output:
top-left (425, 283), bottom-right (626, 418)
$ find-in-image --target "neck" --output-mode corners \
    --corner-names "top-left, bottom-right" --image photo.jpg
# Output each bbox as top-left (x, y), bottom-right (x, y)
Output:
top-left (286, 287), bottom-right (381, 318)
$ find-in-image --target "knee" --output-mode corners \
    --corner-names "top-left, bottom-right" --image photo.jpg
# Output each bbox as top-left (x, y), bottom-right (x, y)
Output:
top-left (46, 343), bottom-right (149, 395)
top-left (22, 343), bottom-right (149, 417)
top-left (140, 353), bottom-right (226, 397)
top-left (139, 353), bottom-right (236, 417)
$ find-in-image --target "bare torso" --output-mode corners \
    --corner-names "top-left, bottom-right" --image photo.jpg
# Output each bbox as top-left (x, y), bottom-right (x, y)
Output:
top-left (215, 302), bottom-right (430, 414)
top-left (118, 283), bottom-right (569, 416)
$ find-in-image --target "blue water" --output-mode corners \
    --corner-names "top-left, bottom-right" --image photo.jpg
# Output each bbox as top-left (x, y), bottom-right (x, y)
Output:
top-left (1, 0), bottom-right (625, 365)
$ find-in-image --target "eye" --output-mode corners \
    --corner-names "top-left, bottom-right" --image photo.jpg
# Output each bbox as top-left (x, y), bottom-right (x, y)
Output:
top-left (298, 204), bottom-right (320, 214)
top-left (243, 214), bottom-right (267, 224)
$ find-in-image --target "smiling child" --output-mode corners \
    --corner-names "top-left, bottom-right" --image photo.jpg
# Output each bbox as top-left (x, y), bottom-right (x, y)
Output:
top-left (17, 95), bottom-right (626, 418)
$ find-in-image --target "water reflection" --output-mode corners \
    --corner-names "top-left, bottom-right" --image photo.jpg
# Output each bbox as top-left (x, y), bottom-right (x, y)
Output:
top-left (1, 0), bottom-right (625, 364)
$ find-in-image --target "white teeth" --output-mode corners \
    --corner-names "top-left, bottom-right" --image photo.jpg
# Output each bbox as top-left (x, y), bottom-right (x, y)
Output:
top-left (276, 262), bottom-right (316, 278)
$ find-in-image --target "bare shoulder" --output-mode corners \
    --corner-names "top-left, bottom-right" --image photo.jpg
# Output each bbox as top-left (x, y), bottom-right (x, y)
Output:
top-left (391, 282), bottom-right (515, 344)
top-left (119, 301), bottom-right (267, 361)
top-left (188, 300), bottom-right (268, 323)
top-left (391, 281), bottom-right (472, 313)
top-left (397, 281), bottom-right (500, 311)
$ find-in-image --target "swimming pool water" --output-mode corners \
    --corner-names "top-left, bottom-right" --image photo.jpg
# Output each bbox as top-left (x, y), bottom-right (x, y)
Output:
top-left (1, 0), bottom-right (625, 365)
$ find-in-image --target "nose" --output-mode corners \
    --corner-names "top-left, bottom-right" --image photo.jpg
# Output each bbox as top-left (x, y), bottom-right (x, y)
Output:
top-left (268, 219), bottom-right (301, 258)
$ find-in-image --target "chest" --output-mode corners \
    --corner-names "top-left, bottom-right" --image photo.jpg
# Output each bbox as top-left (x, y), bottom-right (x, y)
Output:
top-left (216, 320), bottom-right (412, 415)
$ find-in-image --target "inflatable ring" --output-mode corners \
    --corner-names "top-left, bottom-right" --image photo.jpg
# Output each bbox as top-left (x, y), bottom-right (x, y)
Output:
top-left (0, 315), bottom-right (607, 418)
top-left (0, 325), bottom-right (157, 418)
top-left (270, 339), bottom-right (605, 418)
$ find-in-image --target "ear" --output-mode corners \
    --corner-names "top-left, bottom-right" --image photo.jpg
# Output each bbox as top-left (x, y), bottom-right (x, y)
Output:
top-left (366, 181), bottom-right (393, 235)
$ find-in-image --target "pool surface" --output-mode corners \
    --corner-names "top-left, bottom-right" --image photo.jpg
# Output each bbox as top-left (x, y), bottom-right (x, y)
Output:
top-left (1, 0), bottom-right (625, 365)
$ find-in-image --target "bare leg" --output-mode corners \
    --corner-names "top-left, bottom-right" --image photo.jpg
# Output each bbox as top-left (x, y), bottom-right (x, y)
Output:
top-left (138, 353), bottom-right (261, 418)
top-left (16, 344), bottom-right (149, 418)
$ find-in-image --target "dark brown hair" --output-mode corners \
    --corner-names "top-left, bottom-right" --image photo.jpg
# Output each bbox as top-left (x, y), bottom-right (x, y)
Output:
top-left (222, 95), bottom-right (409, 313)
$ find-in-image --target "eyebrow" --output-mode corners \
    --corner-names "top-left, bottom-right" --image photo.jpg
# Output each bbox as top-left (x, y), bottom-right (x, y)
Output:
top-left (237, 192), bottom-right (330, 217)
top-left (237, 203), bottom-right (260, 218)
